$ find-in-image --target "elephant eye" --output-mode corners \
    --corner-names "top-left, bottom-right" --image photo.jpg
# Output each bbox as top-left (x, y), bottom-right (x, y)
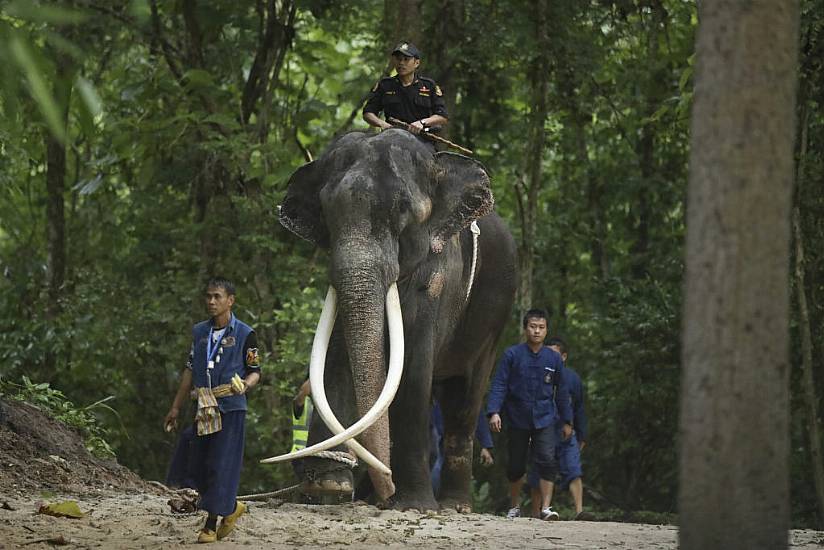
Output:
top-left (397, 198), bottom-right (411, 214)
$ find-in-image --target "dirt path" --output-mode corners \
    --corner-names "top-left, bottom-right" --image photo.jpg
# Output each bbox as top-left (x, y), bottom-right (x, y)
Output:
top-left (2, 398), bottom-right (823, 549)
top-left (2, 490), bottom-right (824, 549)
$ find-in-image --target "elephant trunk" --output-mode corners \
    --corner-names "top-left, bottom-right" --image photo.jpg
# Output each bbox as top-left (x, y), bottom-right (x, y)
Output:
top-left (333, 260), bottom-right (396, 500)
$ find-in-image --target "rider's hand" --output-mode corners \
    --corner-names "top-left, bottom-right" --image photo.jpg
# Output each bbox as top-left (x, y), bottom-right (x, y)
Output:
top-left (409, 120), bottom-right (426, 134)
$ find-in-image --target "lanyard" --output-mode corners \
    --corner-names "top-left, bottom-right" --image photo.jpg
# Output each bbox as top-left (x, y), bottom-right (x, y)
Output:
top-left (206, 315), bottom-right (233, 370)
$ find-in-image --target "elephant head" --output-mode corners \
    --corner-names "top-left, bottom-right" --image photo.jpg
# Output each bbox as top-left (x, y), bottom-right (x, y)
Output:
top-left (265, 129), bottom-right (494, 499)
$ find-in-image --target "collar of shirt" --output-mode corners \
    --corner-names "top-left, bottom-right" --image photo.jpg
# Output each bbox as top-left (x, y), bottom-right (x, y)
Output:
top-left (394, 74), bottom-right (419, 87)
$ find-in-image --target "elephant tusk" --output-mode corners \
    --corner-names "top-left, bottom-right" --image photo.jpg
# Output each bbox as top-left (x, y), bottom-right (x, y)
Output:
top-left (306, 286), bottom-right (393, 474)
top-left (261, 283), bottom-right (405, 468)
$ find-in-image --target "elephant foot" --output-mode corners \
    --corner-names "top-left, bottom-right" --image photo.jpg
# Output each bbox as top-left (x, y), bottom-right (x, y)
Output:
top-left (439, 498), bottom-right (472, 514)
top-left (301, 461), bottom-right (354, 499)
top-left (301, 476), bottom-right (353, 497)
top-left (388, 489), bottom-right (438, 512)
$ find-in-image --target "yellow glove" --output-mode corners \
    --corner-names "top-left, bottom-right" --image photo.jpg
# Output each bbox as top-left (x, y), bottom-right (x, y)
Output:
top-left (231, 374), bottom-right (246, 394)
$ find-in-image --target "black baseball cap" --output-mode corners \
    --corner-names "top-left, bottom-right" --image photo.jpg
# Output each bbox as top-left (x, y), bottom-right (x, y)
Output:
top-left (392, 42), bottom-right (421, 59)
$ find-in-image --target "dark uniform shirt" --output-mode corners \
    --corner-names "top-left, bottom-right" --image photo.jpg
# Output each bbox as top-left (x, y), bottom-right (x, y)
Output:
top-left (486, 343), bottom-right (572, 431)
top-left (363, 74), bottom-right (448, 125)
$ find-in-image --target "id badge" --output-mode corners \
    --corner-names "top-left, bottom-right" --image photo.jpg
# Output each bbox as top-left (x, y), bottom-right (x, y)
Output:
top-left (208, 360), bottom-right (215, 370)
top-left (544, 368), bottom-right (555, 384)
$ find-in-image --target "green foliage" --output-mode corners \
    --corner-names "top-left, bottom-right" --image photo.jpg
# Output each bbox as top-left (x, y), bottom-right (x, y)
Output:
top-left (0, 0), bottom-right (820, 528)
top-left (0, 376), bottom-right (117, 458)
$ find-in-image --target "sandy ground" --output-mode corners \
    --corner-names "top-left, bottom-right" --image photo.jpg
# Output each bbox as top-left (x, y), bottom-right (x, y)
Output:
top-left (2, 490), bottom-right (824, 550)
top-left (2, 398), bottom-right (824, 549)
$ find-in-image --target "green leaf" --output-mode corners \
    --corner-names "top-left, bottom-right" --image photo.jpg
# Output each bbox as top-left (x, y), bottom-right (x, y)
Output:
top-left (678, 65), bottom-right (693, 92)
top-left (9, 34), bottom-right (65, 142)
top-left (75, 76), bottom-right (102, 117)
top-left (2, 1), bottom-right (91, 24)
top-left (74, 174), bottom-right (103, 195)
top-left (202, 112), bottom-right (240, 131)
top-left (183, 68), bottom-right (215, 89)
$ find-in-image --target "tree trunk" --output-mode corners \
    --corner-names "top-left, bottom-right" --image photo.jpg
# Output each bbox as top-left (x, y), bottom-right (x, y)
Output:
top-left (421, 0), bottom-right (462, 139)
top-left (383, 0), bottom-right (422, 48)
top-left (679, 3), bottom-right (799, 549)
top-left (516, 0), bottom-right (550, 313)
top-left (792, 100), bottom-right (824, 529)
top-left (793, 205), bottom-right (824, 529)
top-left (43, 57), bottom-right (74, 378)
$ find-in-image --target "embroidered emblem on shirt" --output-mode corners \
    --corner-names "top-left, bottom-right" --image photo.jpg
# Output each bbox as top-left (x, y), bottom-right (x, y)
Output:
top-left (435, 85), bottom-right (443, 96)
top-left (221, 336), bottom-right (236, 347)
top-left (384, 90), bottom-right (396, 95)
top-left (419, 85), bottom-right (430, 93)
top-left (246, 347), bottom-right (260, 367)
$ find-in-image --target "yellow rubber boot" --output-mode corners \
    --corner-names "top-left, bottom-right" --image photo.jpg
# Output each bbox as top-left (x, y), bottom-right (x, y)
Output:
top-left (217, 501), bottom-right (247, 540)
top-left (197, 528), bottom-right (217, 543)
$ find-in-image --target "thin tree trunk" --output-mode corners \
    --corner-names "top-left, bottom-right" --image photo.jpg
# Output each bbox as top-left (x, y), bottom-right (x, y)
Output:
top-left (43, 58), bottom-right (74, 378)
top-left (631, 0), bottom-right (667, 280)
top-left (793, 206), bottom-right (824, 529)
top-left (792, 100), bottom-right (824, 529)
top-left (679, 2), bottom-right (799, 549)
top-left (421, 0), bottom-right (462, 139)
top-left (516, 0), bottom-right (550, 313)
top-left (383, 0), bottom-right (422, 48)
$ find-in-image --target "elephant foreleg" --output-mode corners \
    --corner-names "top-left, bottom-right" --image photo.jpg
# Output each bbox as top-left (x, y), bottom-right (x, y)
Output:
top-left (388, 337), bottom-right (438, 511)
top-left (301, 328), bottom-right (356, 498)
top-left (437, 375), bottom-right (480, 513)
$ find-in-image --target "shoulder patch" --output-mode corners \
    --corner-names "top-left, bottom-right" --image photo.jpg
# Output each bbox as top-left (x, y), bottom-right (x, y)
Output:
top-left (371, 80), bottom-right (380, 92)
top-left (435, 85), bottom-right (443, 96)
top-left (246, 347), bottom-right (260, 367)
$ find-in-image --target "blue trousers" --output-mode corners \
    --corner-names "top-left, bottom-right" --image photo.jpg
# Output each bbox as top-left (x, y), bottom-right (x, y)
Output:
top-left (165, 424), bottom-right (197, 489)
top-left (191, 410), bottom-right (246, 516)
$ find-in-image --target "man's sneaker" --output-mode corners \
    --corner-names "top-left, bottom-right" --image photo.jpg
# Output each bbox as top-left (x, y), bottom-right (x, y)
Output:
top-left (540, 507), bottom-right (560, 521)
top-left (574, 510), bottom-right (596, 521)
top-left (506, 506), bottom-right (521, 519)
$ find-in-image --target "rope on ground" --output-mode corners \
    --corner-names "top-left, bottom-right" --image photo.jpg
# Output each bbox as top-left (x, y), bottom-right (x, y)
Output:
top-left (146, 480), bottom-right (198, 495)
top-left (238, 483), bottom-right (301, 501)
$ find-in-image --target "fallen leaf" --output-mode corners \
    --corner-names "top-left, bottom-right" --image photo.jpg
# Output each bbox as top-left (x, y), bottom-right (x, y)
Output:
top-left (37, 501), bottom-right (86, 519)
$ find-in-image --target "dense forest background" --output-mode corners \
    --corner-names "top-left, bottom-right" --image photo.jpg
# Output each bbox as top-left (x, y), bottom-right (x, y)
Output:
top-left (0, 0), bottom-right (822, 528)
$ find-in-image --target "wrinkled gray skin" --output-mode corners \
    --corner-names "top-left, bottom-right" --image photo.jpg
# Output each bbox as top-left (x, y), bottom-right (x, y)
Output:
top-left (279, 129), bottom-right (517, 511)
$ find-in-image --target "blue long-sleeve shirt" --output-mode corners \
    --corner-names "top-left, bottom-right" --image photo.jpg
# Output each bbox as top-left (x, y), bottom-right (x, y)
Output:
top-left (486, 343), bottom-right (572, 430)
top-left (475, 409), bottom-right (493, 449)
top-left (564, 366), bottom-right (587, 442)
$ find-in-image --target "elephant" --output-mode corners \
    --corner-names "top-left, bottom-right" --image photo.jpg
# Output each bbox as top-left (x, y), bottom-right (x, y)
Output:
top-left (267, 128), bottom-right (517, 511)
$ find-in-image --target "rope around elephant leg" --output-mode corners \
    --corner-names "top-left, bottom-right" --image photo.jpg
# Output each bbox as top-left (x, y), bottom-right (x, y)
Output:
top-left (238, 450), bottom-right (358, 501)
top-left (314, 450), bottom-right (357, 468)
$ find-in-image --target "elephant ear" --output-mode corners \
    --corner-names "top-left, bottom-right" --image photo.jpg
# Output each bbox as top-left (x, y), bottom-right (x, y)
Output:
top-left (278, 161), bottom-right (330, 248)
top-left (429, 152), bottom-right (494, 253)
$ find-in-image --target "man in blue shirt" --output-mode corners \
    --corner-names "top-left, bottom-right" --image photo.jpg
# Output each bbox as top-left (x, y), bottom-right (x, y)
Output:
top-left (527, 337), bottom-right (590, 519)
top-left (487, 309), bottom-right (572, 520)
top-left (164, 277), bottom-right (261, 543)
